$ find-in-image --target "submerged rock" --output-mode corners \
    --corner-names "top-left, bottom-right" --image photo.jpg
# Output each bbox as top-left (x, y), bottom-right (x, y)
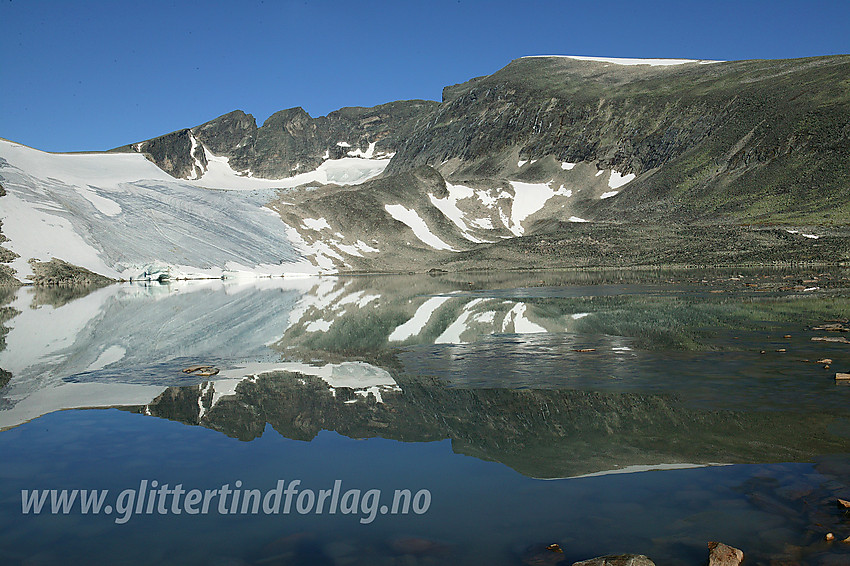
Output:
top-left (521, 543), bottom-right (569, 565)
top-left (708, 541), bottom-right (744, 566)
top-left (388, 536), bottom-right (449, 556)
top-left (571, 555), bottom-right (655, 566)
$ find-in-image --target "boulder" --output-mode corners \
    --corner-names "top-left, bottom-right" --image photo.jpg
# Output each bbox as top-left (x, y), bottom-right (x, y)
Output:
top-left (708, 541), bottom-right (744, 566)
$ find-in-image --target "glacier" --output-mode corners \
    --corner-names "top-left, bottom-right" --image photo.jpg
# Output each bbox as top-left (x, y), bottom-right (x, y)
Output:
top-left (0, 138), bottom-right (390, 281)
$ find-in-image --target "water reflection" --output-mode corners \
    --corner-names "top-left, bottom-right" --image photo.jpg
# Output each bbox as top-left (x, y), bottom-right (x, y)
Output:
top-left (0, 270), bottom-right (847, 478)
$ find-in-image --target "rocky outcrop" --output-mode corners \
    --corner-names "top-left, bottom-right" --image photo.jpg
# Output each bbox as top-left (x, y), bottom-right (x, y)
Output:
top-left (113, 128), bottom-right (206, 179)
top-left (26, 258), bottom-right (116, 287)
top-left (0, 184), bottom-right (20, 287)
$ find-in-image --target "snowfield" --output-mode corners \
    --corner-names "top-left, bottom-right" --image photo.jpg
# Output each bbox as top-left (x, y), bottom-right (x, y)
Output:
top-left (521, 55), bottom-right (721, 66)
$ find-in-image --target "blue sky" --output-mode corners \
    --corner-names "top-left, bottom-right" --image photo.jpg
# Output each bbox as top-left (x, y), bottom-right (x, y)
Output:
top-left (2, 0), bottom-right (849, 152)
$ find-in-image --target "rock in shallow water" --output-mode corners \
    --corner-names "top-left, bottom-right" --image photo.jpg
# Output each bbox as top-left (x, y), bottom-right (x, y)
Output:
top-left (708, 541), bottom-right (744, 566)
top-left (571, 555), bottom-right (655, 566)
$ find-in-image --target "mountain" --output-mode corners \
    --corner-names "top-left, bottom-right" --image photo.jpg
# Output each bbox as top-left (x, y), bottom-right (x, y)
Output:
top-left (389, 55), bottom-right (850, 226)
top-left (2, 55), bottom-right (849, 284)
top-left (111, 100), bottom-right (438, 180)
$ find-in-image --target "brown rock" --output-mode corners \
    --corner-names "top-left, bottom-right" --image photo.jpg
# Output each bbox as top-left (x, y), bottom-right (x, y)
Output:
top-left (183, 365), bottom-right (219, 377)
top-left (838, 498), bottom-right (850, 509)
top-left (522, 544), bottom-right (568, 566)
top-left (816, 359), bottom-right (833, 364)
top-left (825, 532), bottom-right (835, 541)
top-left (835, 373), bottom-right (850, 381)
top-left (571, 556), bottom-right (654, 566)
top-left (708, 541), bottom-right (743, 566)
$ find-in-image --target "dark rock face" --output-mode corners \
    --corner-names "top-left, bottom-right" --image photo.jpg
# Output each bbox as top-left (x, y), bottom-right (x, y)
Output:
top-left (118, 100), bottom-right (439, 180)
top-left (114, 128), bottom-right (206, 179)
top-left (191, 109), bottom-right (257, 157)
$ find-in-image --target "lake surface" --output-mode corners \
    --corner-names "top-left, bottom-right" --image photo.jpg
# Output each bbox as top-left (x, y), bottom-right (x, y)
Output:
top-left (1, 269), bottom-right (849, 565)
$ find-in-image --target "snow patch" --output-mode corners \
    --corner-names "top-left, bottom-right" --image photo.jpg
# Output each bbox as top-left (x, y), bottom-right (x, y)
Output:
top-left (600, 191), bottom-right (619, 199)
top-left (346, 141), bottom-right (377, 159)
top-left (192, 146), bottom-right (389, 191)
top-left (571, 463), bottom-right (717, 479)
top-left (186, 132), bottom-right (206, 180)
top-left (523, 55), bottom-right (715, 66)
top-left (470, 217), bottom-right (494, 230)
top-left (435, 298), bottom-right (485, 344)
top-left (429, 183), bottom-right (484, 242)
top-left (302, 217), bottom-right (331, 231)
top-left (77, 185), bottom-right (122, 216)
top-left (86, 345), bottom-right (127, 372)
top-left (389, 296), bottom-right (453, 342)
top-left (384, 204), bottom-right (456, 251)
top-left (305, 319), bottom-right (332, 332)
top-left (608, 171), bottom-right (636, 189)
top-left (503, 302), bottom-right (546, 334)
top-left (507, 181), bottom-right (574, 236)
top-left (355, 240), bottom-right (379, 253)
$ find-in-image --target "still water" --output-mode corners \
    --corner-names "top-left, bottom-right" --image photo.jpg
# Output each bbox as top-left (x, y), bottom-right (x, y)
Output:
top-left (0, 269), bottom-right (849, 565)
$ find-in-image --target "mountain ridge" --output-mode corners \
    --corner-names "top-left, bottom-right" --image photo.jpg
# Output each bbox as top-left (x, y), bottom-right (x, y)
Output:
top-left (114, 54), bottom-right (850, 226)
top-left (2, 54), bottom-right (849, 284)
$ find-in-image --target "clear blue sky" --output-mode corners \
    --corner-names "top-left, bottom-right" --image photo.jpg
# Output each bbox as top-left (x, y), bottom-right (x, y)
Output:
top-left (2, 0), bottom-right (849, 152)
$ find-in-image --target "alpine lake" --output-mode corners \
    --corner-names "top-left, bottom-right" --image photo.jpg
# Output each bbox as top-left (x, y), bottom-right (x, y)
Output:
top-left (0, 268), bottom-right (849, 566)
